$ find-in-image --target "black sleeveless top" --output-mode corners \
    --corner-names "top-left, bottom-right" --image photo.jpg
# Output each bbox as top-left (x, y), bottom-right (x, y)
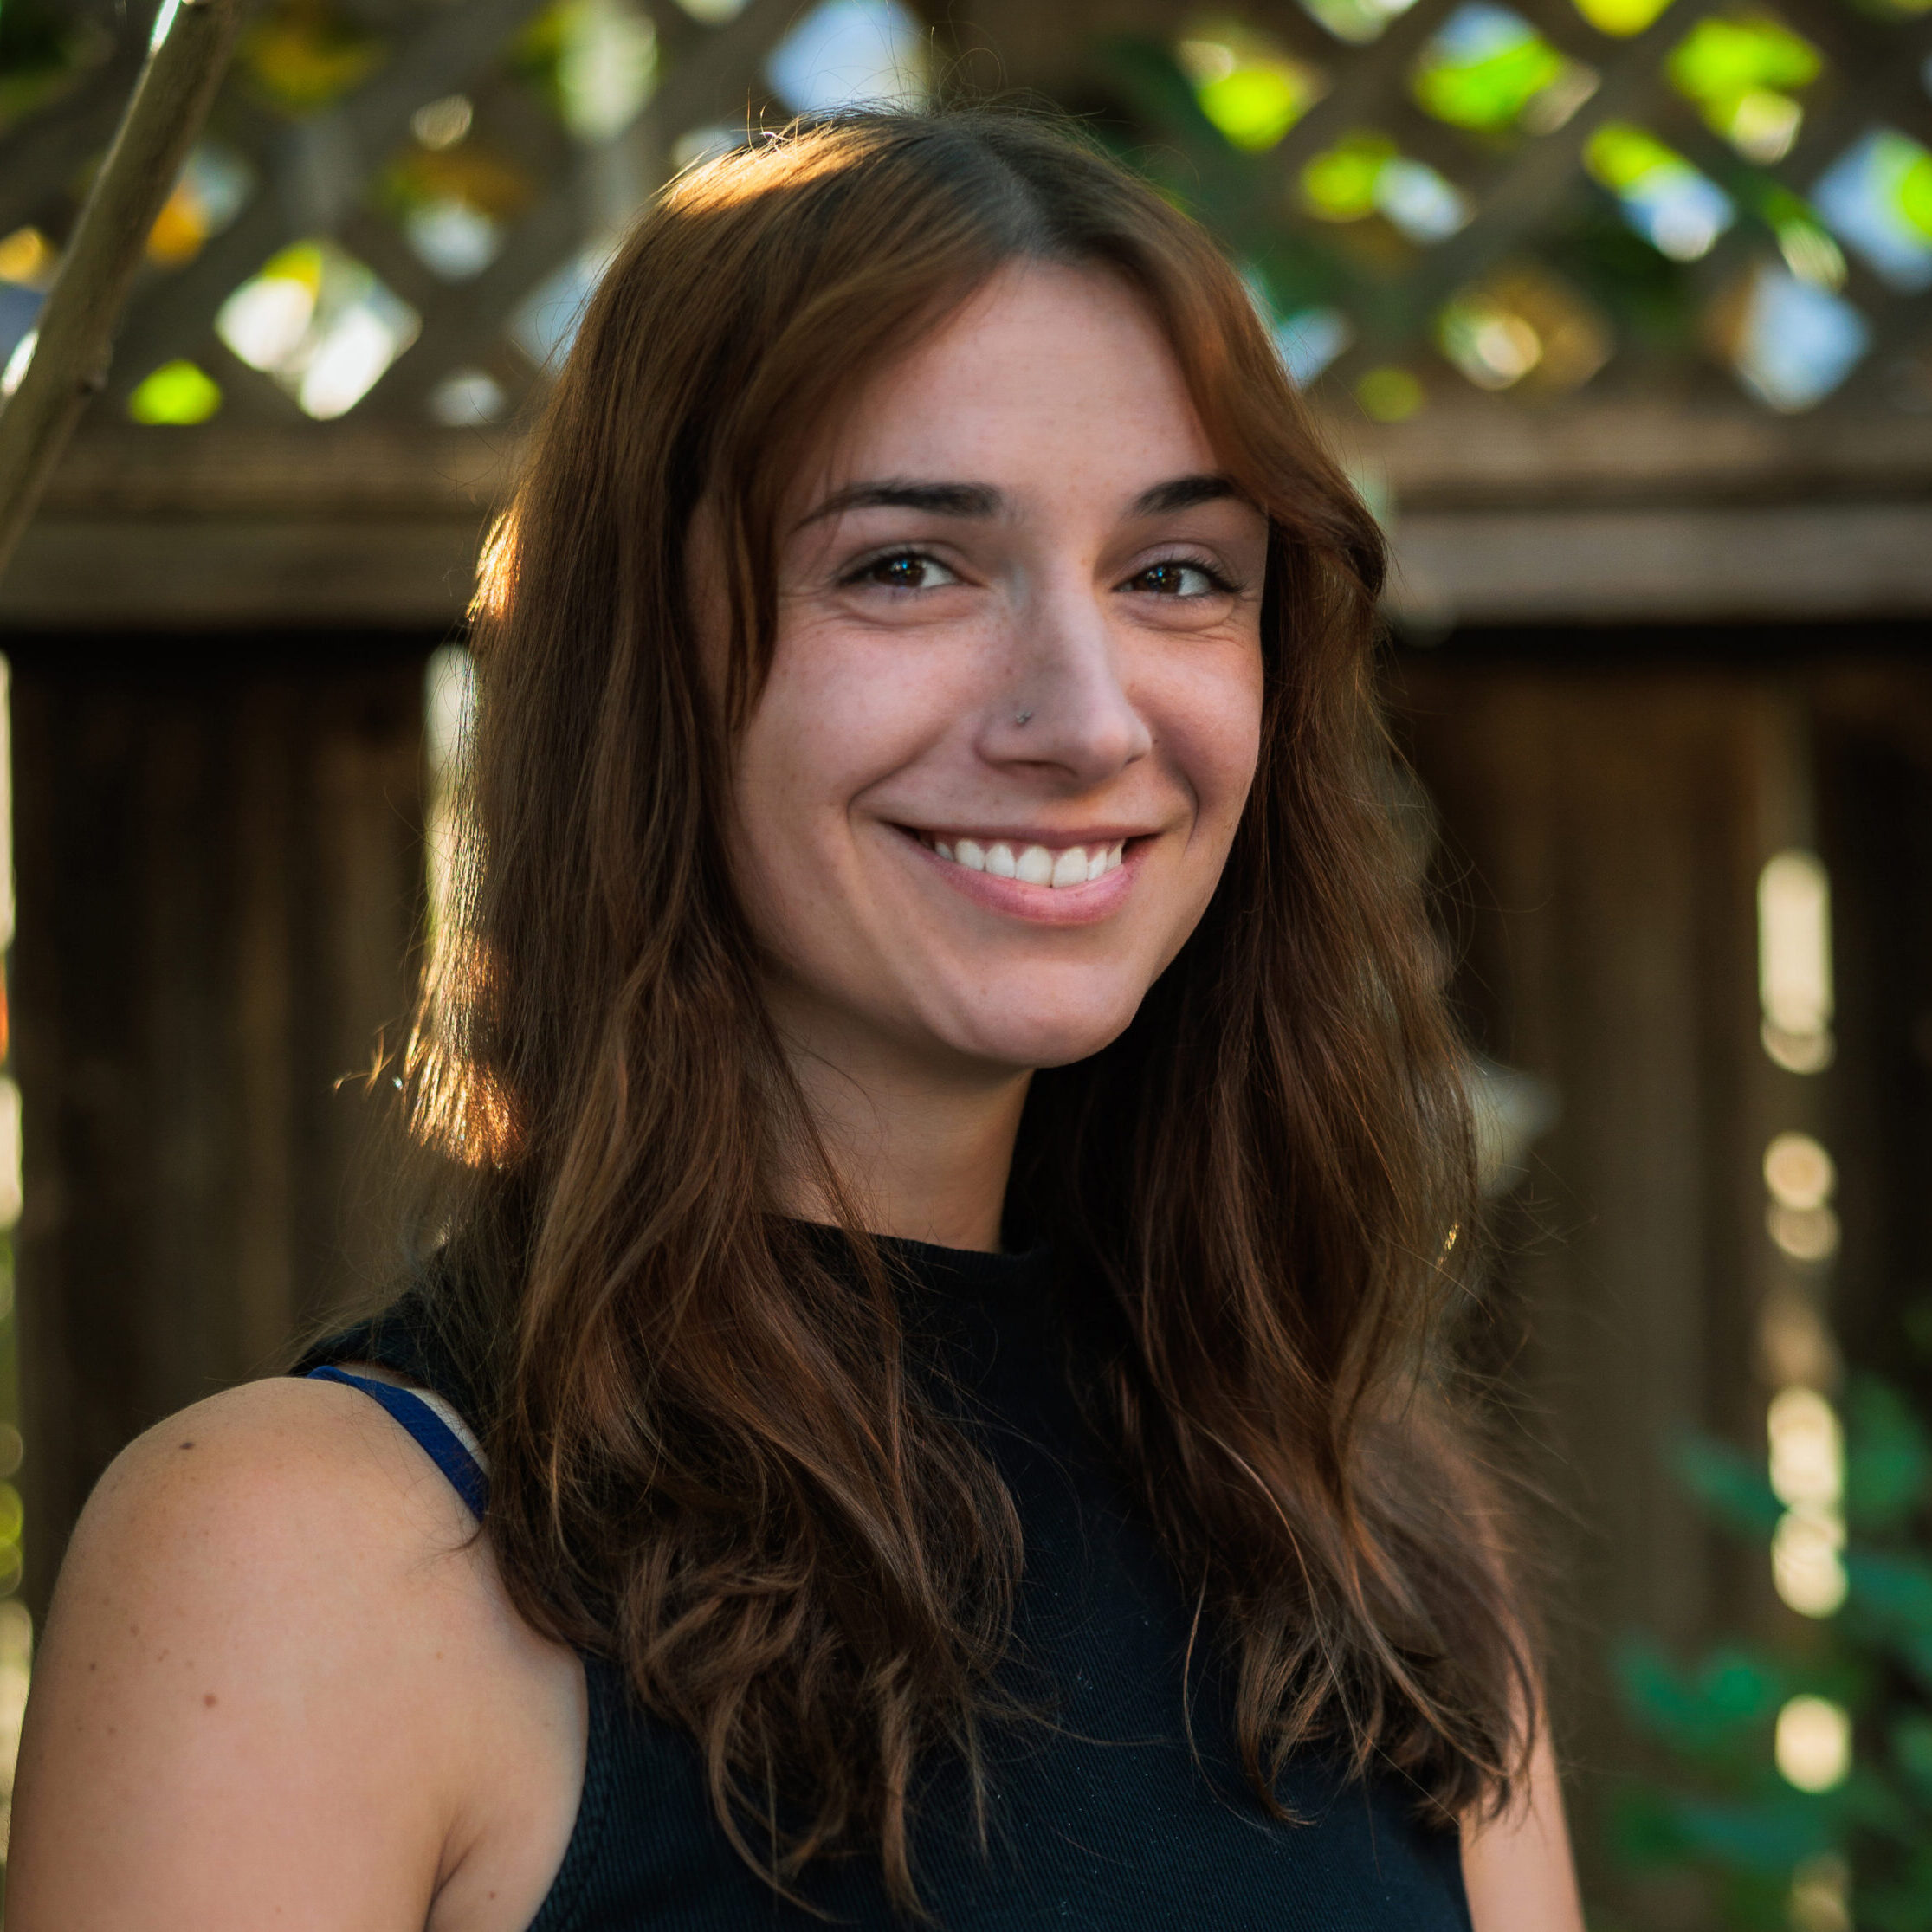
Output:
top-left (300, 1237), bottom-right (1471, 1931)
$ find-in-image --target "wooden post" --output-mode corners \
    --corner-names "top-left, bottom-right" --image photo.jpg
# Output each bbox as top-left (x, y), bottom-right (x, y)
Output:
top-left (1393, 657), bottom-right (1798, 1930)
top-left (10, 639), bottom-right (429, 1621)
top-left (0, 0), bottom-right (245, 576)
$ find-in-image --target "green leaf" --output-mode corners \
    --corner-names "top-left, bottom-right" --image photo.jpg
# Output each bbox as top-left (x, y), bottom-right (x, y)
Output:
top-left (1670, 1791), bottom-right (1835, 1873)
top-left (1895, 1712), bottom-right (1932, 1805)
top-left (1673, 1432), bottom-right (1784, 1539)
top-left (1666, 16), bottom-right (1820, 109)
top-left (1609, 1781), bottom-right (1694, 1867)
top-left (1846, 1548), bottom-right (1932, 1639)
top-left (1614, 1635), bottom-right (1782, 1752)
top-left (126, 359), bottom-right (223, 428)
top-left (1301, 132), bottom-right (1397, 223)
top-left (1862, 1848), bottom-right (1932, 1932)
top-left (1197, 65), bottom-right (1320, 152)
top-left (1845, 1377), bottom-right (1932, 1533)
top-left (1412, 29), bottom-right (1564, 132)
top-left (1837, 1761), bottom-right (1920, 1840)
top-left (1900, 1631), bottom-right (1932, 1696)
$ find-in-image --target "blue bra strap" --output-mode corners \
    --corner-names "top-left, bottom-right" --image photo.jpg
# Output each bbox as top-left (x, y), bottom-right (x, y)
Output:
top-left (307, 1366), bottom-right (489, 1520)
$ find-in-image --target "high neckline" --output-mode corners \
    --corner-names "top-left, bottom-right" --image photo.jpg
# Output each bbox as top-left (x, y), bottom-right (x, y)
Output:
top-left (792, 1221), bottom-right (1054, 1306)
top-left (872, 1230), bottom-right (1054, 1302)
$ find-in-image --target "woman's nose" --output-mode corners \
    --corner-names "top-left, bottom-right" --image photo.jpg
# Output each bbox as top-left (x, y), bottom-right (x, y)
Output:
top-left (980, 583), bottom-right (1153, 785)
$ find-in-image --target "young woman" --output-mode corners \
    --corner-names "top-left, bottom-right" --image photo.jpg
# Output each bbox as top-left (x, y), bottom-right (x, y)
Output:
top-left (10, 112), bottom-right (1583, 1930)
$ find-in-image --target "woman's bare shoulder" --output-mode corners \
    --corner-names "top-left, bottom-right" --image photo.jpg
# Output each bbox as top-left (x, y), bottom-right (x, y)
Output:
top-left (88, 1370), bottom-right (480, 1552)
top-left (43, 1372), bottom-right (497, 1683)
top-left (6, 1375), bottom-right (584, 1932)
top-left (1460, 1726), bottom-right (1586, 1932)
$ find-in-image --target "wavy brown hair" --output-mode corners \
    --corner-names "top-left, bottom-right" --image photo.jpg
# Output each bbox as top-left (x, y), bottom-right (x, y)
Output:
top-left (406, 107), bottom-right (1535, 1911)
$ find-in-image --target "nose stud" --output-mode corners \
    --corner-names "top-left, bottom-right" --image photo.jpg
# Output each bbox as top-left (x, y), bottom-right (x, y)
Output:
top-left (1014, 708), bottom-right (1033, 727)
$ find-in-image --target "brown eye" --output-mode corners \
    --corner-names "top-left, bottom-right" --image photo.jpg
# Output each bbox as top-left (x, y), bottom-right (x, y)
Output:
top-left (1129, 560), bottom-right (1222, 598)
top-left (854, 551), bottom-right (959, 591)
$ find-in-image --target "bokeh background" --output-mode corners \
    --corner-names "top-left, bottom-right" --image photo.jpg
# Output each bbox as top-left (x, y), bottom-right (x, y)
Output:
top-left (2, 0), bottom-right (1930, 1922)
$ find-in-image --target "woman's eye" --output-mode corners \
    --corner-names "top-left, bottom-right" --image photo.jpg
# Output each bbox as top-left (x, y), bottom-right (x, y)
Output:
top-left (1127, 560), bottom-right (1225, 598)
top-left (851, 551), bottom-right (959, 591)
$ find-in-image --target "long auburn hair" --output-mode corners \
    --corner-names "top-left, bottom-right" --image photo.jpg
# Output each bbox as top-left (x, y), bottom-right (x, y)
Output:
top-left (405, 107), bottom-right (1534, 1910)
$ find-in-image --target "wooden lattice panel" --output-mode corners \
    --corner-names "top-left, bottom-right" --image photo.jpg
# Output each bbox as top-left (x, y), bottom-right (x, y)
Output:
top-left (0, 0), bottom-right (1927, 633)
top-left (1082, 0), bottom-right (1932, 415)
top-left (2, 0), bottom-right (1929, 429)
top-left (0, 0), bottom-right (835, 429)
top-left (3, 0), bottom-right (1929, 430)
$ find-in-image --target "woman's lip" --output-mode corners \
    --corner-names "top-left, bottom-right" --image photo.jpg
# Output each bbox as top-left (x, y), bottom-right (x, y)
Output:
top-left (895, 825), bottom-right (1146, 926)
top-left (906, 824), bottom-right (1156, 848)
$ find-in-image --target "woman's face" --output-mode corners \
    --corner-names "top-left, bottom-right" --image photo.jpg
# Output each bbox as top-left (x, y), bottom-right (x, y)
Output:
top-left (727, 261), bottom-right (1268, 1080)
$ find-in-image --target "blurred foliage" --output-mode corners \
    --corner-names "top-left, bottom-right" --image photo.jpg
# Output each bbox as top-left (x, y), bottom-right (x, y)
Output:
top-left (1099, 29), bottom-right (1668, 393)
top-left (127, 358), bottom-right (223, 424)
top-left (1612, 1358), bottom-right (1932, 1929)
top-left (1100, 35), bottom-right (1412, 346)
top-left (1176, 22), bottom-right (1325, 152)
top-left (1666, 12), bottom-right (1820, 152)
top-left (1096, 25), bottom-right (1882, 409)
top-left (1409, 8), bottom-right (1571, 135)
top-left (378, 145), bottom-right (533, 222)
top-left (240, 0), bottom-right (386, 116)
top-left (0, 0), bottom-right (100, 131)
top-left (510, 0), bottom-right (576, 120)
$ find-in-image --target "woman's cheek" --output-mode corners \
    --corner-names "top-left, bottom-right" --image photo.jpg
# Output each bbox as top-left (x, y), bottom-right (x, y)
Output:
top-left (1157, 644), bottom-right (1264, 846)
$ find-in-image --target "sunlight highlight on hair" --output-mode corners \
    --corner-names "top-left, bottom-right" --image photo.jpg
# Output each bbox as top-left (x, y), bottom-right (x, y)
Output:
top-left (471, 510), bottom-right (521, 626)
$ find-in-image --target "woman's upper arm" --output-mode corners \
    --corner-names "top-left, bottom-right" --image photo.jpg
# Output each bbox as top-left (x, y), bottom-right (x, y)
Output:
top-left (1460, 1723), bottom-right (1586, 1932)
top-left (5, 1376), bottom-right (477, 1932)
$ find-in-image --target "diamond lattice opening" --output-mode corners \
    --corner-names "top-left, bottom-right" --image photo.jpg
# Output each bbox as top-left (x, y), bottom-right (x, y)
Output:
top-left (1812, 127), bottom-right (1932, 291)
top-left (1179, 23), bottom-right (1328, 149)
top-left (216, 240), bottom-right (421, 418)
top-left (1585, 120), bottom-right (1736, 259)
top-left (1412, 6), bottom-right (1598, 133)
top-left (1302, 131), bottom-right (1473, 242)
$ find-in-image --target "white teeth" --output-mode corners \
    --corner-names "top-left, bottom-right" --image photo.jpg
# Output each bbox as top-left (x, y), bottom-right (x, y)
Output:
top-left (924, 834), bottom-right (1132, 886)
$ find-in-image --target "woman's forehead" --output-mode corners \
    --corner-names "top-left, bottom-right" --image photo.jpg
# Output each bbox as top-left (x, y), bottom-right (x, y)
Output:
top-left (793, 261), bottom-right (1222, 521)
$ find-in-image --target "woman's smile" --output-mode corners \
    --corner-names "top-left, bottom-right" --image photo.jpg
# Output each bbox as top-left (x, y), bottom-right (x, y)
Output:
top-left (895, 824), bottom-right (1146, 925)
top-left (921, 831), bottom-right (1125, 886)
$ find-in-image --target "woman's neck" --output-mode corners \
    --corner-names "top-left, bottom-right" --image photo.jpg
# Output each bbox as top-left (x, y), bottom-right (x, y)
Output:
top-left (766, 989), bottom-right (1031, 1253)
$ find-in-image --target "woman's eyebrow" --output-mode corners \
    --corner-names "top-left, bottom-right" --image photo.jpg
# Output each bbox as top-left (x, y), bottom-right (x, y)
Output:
top-left (800, 480), bottom-right (1003, 525)
top-left (1129, 473), bottom-right (1243, 516)
top-left (797, 471), bottom-right (1244, 529)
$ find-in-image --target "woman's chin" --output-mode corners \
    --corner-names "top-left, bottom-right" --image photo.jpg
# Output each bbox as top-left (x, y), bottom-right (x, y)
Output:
top-left (933, 1005), bottom-right (1139, 1075)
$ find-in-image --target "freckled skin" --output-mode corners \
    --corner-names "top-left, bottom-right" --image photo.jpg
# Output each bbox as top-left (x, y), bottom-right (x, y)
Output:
top-left (733, 262), bottom-right (1266, 1085)
top-left (724, 263), bottom-right (1268, 1250)
top-left (8, 1377), bottom-right (586, 1932)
